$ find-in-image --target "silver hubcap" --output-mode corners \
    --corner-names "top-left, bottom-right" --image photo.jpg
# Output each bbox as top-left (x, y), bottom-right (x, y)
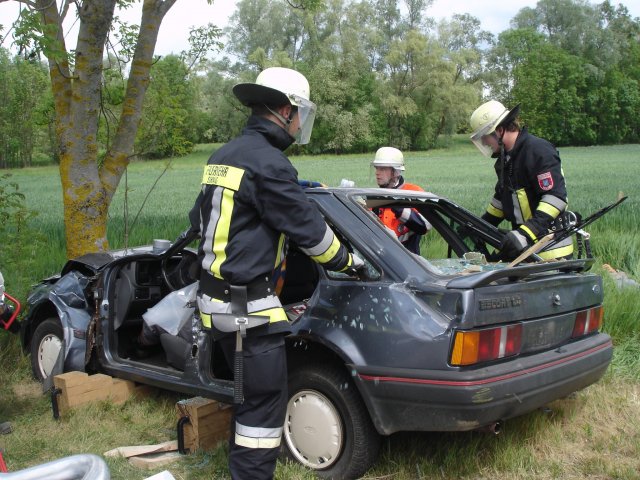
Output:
top-left (38, 333), bottom-right (62, 378)
top-left (284, 389), bottom-right (343, 469)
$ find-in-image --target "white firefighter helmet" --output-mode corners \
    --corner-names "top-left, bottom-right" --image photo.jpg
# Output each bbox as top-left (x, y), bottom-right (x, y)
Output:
top-left (469, 100), bottom-right (520, 156)
top-left (233, 67), bottom-right (317, 144)
top-left (372, 146), bottom-right (405, 171)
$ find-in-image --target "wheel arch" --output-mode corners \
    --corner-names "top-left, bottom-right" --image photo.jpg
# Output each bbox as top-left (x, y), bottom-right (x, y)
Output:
top-left (286, 334), bottom-right (352, 374)
top-left (22, 300), bottom-right (61, 351)
top-left (285, 334), bottom-right (383, 436)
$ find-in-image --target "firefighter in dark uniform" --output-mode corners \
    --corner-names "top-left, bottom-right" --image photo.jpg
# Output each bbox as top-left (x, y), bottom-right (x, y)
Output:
top-left (469, 100), bottom-right (574, 260)
top-left (189, 67), bottom-right (364, 480)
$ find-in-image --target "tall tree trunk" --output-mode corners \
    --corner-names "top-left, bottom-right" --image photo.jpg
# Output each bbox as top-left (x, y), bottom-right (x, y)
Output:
top-left (100, 0), bottom-right (177, 208)
top-left (37, 0), bottom-right (176, 259)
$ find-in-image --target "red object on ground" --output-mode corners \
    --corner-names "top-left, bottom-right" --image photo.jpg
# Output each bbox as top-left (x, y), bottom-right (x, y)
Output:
top-left (0, 450), bottom-right (8, 472)
top-left (1, 292), bottom-right (20, 331)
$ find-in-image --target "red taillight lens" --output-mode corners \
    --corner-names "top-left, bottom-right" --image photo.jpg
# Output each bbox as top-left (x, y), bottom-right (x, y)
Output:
top-left (451, 323), bottom-right (523, 366)
top-left (572, 306), bottom-right (603, 338)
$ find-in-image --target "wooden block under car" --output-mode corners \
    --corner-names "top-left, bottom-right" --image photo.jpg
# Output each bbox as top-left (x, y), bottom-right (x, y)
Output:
top-left (176, 397), bottom-right (232, 453)
top-left (53, 371), bottom-right (149, 416)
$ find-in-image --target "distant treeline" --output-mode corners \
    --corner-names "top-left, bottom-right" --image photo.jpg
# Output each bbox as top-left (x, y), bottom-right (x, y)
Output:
top-left (1, 0), bottom-right (638, 168)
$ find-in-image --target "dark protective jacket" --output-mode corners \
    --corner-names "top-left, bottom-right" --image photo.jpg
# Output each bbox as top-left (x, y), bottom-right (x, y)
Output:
top-left (482, 127), bottom-right (573, 259)
top-left (189, 116), bottom-right (353, 332)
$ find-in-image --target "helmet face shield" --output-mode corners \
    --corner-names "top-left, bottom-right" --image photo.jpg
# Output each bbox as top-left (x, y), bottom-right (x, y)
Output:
top-left (290, 94), bottom-right (316, 145)
top-left (470, 121), bottom-right (497, 157)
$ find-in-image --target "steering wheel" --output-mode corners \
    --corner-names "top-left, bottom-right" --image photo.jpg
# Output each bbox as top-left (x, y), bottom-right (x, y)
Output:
top-left (161, 251), bottom-right (197, 291)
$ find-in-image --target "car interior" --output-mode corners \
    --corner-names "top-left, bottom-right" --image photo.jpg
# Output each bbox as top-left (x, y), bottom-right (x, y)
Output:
top-left (108, 244), bottom-right (326, 374)
top-left (106, 196), bottom-right (502, 375)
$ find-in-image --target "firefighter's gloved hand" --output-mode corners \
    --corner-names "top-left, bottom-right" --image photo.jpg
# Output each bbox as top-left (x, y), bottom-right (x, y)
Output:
top-left (500, 229), bottom-right (532, 261)
top-left (345, 253), bottom-right (367, 279)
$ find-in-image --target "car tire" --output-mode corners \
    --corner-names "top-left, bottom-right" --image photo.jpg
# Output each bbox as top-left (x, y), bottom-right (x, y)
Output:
top-left (283, 363), bottom-right (381, 480)
top-left (30, 318), bottom-right (64, 382)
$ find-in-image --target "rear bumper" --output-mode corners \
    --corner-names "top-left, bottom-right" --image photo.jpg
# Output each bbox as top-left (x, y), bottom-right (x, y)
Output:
top-left (354, 333), bottom-right (612, 435)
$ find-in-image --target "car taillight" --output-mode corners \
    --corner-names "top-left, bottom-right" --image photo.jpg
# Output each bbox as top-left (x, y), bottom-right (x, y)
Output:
top-left (571, 306), bottom-right (603, 338)
top-left (450, 323), bottom-right (523, 366)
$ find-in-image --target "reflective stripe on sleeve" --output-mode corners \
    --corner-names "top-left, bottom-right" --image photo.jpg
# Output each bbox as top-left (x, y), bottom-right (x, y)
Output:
top-left (338, 253), bottom-right (353, 272)
top-left (539, 236), bottom-right (573, 259)
top-left (537, 194), bottom-right (567, 219)
top-left (540, 194), bottom-right (567, 211)
top-left (235, 422), bottom-right (283, 449)
top-left (487, 203), bottom-right (504, 219)
top-left (519, 224), bottom-right (537, 242)
top-left (300, 225), bottom-right (342, 264)
top-left (536, 201), bottom-right (561, 219)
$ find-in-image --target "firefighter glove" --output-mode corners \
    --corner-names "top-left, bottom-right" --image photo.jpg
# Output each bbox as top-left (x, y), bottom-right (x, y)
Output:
top-left (500, 229), bottom-right (531, 261)
top-left (345, 253), bottom-right (367, 278)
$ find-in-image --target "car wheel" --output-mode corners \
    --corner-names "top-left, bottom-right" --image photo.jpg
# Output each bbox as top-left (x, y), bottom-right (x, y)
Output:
top-left (30, 318), bottom-right (64, 382)
top-left (283, 363), bottom-right (381, 480)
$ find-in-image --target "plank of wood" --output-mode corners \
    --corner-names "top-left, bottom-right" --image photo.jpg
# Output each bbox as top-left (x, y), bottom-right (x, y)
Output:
top-left (129, 452), bottom-right (182, 470)
top-left (508, 233), bottom-right (555, 267)
top-left (104, 440), bottom-right (178, 458)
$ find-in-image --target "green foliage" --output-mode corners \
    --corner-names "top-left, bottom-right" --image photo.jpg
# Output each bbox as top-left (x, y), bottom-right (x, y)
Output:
top-left (0, 173), bottom-right (44, 294)
top-left (0, 48), bottom-right (53, 168)
top-left (180, 23), bottom-right (224, 72)
top-left (485, 0), bottom-right (640, 146)
top-left (512, 43), bottom-right (592, 145)
top-left (136, 55), bottom-right (198, 159)
top-left (12, 8), bottom-right (70, 64)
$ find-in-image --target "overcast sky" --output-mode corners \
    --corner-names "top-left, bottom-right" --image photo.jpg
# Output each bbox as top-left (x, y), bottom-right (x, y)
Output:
top-left (1, 0), bottom-right (639, 56)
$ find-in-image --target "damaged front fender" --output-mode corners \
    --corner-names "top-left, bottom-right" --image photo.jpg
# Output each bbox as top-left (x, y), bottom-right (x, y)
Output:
top-left (42, 271), bottom-right (93, 373)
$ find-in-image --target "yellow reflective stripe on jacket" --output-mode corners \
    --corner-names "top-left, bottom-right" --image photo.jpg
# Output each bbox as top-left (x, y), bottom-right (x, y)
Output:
top-left (202, 164), bottom-right (245, 191)
top-left (209, 188), bottom-right (235, 279)
top-left (301, 225), bottom-right (342, 265)
top-left (310, 233), bottom-right (341, 264)
top-left (539, 242), bottom-right (574, 260)
top-left (200, 312), bottom-right (213, 329)
top-left (520, 224), bottom-right (538, 242)
top-left (339, 253), bottom-right (354, 272)
top-left (487, 204), bottom-right (504, 218)
top-left (537, 201), bottom-right (561, 219)
top-left (274, 233), bottom-right (286, 269)
top-left (516, 189), bottom-right (533, 223)
top-left (252, 306), bottom-right (288, 323)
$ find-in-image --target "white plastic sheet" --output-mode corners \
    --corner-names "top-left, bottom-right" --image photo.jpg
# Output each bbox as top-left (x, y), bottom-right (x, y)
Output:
top-left (142, 282), bottom-right (198, 336)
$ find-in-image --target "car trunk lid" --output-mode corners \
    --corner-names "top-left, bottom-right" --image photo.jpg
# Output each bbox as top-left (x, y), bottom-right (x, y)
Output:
top-left (440, 259), bottom-right (604, 364)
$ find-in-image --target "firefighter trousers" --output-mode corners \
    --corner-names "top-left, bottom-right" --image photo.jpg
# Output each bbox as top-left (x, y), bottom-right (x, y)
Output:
top-left (218, 332), bottom-right (288, 480)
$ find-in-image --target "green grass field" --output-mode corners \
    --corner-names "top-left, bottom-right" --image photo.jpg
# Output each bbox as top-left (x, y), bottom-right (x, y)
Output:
top-left (1, 139), bottom-right (639, 479)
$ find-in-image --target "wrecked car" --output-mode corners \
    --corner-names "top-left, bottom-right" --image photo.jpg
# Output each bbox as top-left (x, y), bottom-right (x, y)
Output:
top-left (20, 187), bottom-right (612, 479)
